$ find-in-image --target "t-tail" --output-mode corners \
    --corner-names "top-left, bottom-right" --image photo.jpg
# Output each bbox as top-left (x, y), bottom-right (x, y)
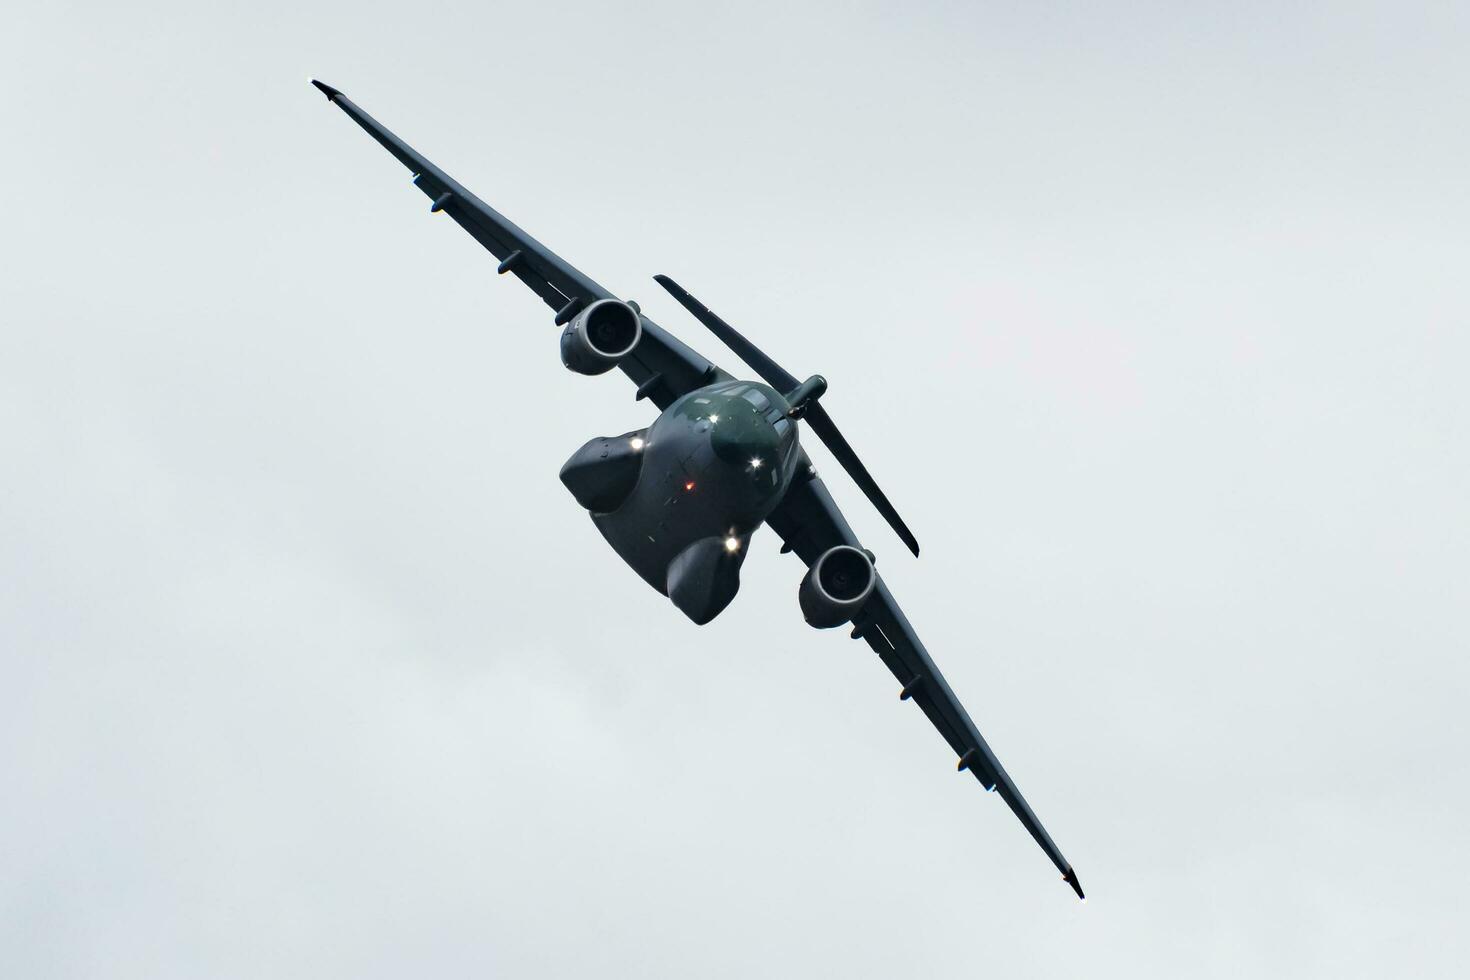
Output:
top-left (653, 275), bottom-right (920, 557)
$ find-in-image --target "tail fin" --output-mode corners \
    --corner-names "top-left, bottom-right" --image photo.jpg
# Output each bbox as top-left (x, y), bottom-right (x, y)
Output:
top-left (654, 275), bottom-right (919, 556)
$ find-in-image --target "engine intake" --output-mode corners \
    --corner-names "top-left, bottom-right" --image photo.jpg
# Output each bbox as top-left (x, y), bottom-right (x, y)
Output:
top-left (799, 545), bottom-right (876, 628)
top-left (560, 299), bottom-right (642, 375)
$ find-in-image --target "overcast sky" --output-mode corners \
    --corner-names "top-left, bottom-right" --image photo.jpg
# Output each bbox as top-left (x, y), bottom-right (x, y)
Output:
top-left (2, 2), bottom-right (1467, 977)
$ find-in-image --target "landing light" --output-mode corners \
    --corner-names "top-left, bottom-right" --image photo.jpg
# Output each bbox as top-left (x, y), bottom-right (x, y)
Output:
top-left (749, 457), bottom-right (763, 469)
top-left (724, 536), bottom-right (741, 553)
top-left (630, 437), bottom-right (645, 451)
top-left (708, 414), bottom-right (720, 424)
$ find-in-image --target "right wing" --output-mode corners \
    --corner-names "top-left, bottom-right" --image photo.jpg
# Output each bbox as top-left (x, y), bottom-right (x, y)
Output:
top-left (311, 79), bottom-right (725, 410)
top-left (767, 474), bottom-right (1085, 900)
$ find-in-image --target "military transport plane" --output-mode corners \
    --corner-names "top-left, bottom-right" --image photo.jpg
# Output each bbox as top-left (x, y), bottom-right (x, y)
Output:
top-left (311, 79), bottom-right (1083, 900)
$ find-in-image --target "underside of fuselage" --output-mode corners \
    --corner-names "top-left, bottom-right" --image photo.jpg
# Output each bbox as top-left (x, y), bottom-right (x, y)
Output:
top-left (559, 380), bottom-right (800, 624)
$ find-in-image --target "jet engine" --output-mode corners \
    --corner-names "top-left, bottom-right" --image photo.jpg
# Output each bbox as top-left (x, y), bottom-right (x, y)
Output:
top-left (799, 545), bottom-right (877, 628)
top-left (560, 299), bottom-right (642, 375)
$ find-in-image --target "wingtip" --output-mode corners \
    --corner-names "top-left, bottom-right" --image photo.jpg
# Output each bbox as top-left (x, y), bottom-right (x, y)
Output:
top-left (310, 78), bottom-right (343, 102)
top-left (653, 275), bottom-right (707, 314)
top-left (1062, 867), bottom-right (1085, 901)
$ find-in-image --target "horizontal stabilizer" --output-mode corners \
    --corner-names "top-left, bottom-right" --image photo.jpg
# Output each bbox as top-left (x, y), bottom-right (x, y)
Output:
top-left (654, 275), bottom-right (919, 556)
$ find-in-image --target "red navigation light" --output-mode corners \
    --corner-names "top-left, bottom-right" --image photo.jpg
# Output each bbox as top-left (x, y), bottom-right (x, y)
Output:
top-left (684, 481), bottom-right (696, 492)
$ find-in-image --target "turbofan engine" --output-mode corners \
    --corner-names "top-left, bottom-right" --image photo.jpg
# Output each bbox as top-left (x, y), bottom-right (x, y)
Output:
top-left (560, 299), bottom-right (643, 375)
top-left (799, 545), bottom-right (877, 628)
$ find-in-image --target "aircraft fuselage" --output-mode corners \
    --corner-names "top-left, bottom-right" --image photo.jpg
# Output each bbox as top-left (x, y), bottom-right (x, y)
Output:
top-left (560, 380), bottom-right (801, 623)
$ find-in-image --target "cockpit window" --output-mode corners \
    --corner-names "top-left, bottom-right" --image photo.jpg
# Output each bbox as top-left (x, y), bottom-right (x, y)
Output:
top-left (740, 388), bottom-right (771, 412)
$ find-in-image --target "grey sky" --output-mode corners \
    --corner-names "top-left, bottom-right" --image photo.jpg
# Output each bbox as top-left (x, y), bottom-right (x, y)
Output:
top-left (2, 1), bottom-right (1466, 976)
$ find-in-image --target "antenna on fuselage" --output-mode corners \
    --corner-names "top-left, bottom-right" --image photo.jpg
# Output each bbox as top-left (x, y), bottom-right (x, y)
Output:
top-left (653, 274), bottom-right (920, 557)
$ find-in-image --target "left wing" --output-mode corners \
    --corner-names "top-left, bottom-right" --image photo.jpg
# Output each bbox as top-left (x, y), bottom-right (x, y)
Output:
top-left (767, 474), bottom-right (1085, 900)
top-left (311, 80), bottom-right (724, 410)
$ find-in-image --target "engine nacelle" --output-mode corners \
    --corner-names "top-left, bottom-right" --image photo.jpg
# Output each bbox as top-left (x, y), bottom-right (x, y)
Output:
top-left (560, 299), bottom-right (642, 375)
top-left (799, 545), bottom-right (877, 629)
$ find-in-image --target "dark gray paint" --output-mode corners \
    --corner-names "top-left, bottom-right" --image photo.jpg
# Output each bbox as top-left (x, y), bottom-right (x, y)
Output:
top-left (312, 79), bottom-right (1083, 899)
